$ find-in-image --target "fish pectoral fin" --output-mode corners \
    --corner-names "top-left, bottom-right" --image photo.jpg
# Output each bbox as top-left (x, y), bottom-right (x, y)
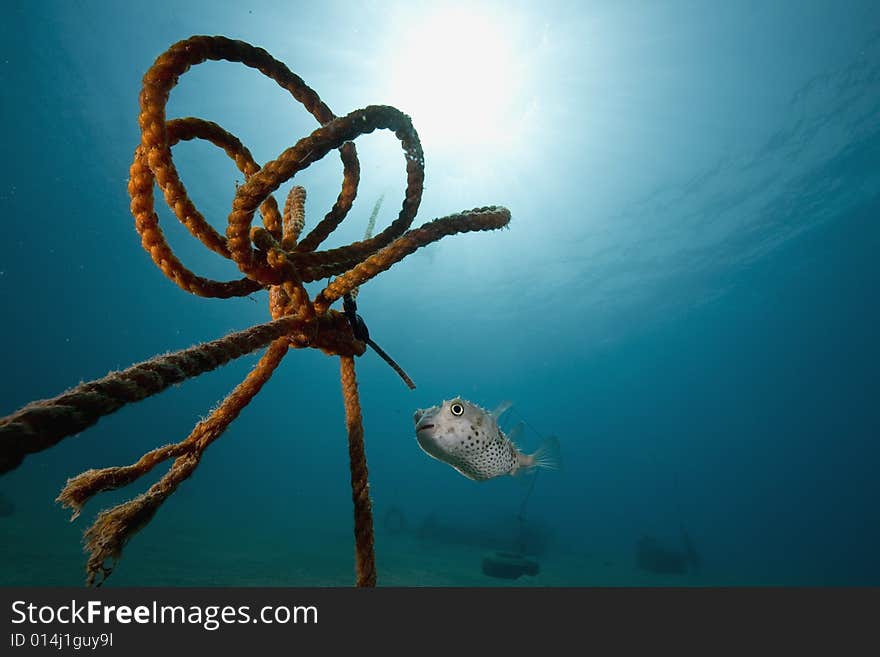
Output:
top-left (506, 421), bottom-right (525, 447)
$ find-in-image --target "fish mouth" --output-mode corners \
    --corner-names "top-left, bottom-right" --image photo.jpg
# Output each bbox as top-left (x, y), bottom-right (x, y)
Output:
top-left (415, 422), bottom-right (435, 433)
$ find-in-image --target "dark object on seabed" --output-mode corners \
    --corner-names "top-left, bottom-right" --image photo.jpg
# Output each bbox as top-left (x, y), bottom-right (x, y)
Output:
top-left (636, 535), bottom-right (685, 574)
top-left (679, 525), bottom-right (702, 575)
top-left (383, 505), bottom-right (408, 536)
top-left (482, 551), bottom-right (540, 580)
top-left (636, 535), bottom-right (689, 574)
top-left (0, 492), bottom-right (14, 518)
top-left (416, 511), bottom-right (552, 556)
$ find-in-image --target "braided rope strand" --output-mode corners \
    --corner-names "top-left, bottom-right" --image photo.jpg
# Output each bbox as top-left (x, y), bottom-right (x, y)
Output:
top-left (340, 356), bottom-right (376, 587)
top-left (73, 339), bottom-right (289, 586)
top-left (0, 315), bottom-right (307, 474)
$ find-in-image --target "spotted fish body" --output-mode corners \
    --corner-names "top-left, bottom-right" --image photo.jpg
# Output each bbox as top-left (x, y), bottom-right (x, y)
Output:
top-left (413, 398), bottom-right (559, 481)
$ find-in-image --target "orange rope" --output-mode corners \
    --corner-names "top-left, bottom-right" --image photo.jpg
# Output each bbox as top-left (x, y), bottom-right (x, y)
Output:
top-left (0, 35), bottom-right (510, 586)
top-left (340, 356), bottom-right (376, 586)
top-left (0, 314), bottom-right (312, 474)
top-left (315, 206), bottom-right (511, 313)
top-left (69, 339), bottom-right (289, 586)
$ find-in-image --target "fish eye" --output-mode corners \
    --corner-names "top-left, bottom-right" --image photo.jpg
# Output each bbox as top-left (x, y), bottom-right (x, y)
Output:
top-left (450, 402), bottom-right (464, 417)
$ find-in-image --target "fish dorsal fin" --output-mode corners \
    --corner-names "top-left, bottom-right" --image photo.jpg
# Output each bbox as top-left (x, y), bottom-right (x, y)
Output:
top-left (491, 400), bottom-right (513, 420)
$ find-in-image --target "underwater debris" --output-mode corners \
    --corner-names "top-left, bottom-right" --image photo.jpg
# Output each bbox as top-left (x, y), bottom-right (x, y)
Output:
top-left (481, 551), bottom-right (540, 580)
top-left (414, 511), bottom-right (552, 556)
top-left (0, 492), bottom-right (14, 518)
top-left (635, 534), bottom-right (696, 575)
top-left (680, 524), bottom-right (702, 575)
top-left (0, 35), bottom-right (510, 587)
top-left (382, 505), bottom-right (408, 536)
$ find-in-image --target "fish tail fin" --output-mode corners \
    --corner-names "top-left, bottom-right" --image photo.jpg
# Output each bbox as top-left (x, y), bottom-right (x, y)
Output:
top-left (525, 436), bottom-right (561, 471)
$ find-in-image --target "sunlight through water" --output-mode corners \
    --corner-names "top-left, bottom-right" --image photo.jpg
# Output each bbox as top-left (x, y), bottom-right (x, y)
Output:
top-left (380, 5), bottom-right (536, 156)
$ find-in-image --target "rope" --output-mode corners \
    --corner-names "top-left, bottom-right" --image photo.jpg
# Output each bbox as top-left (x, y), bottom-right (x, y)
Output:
top-left (0, 314), bottom-right (310, 474)
top-left (340, 356), bottom-right (376, 586)
top-left (315, 206), bottom-right (510, 313)
top-left (70, 339), bottom-right (289, 587)
top-left (0, 35), bottom-right (510, 586)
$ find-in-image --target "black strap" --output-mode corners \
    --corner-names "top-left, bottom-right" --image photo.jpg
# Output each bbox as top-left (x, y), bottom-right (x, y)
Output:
top-left (343, 293), bottom-right (416, 389)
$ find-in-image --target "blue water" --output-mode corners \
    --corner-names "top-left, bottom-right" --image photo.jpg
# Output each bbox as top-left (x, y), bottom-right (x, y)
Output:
top-left (1, 0), bottom-right (878, 586)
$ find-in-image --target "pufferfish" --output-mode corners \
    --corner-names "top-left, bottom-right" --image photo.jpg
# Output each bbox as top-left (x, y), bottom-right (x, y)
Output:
top-left (413, 398), bottom-right (560, 481)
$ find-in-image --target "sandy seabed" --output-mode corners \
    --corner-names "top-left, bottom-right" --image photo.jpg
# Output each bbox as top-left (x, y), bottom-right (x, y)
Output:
top-left (1, 516), bottom-right (781, 587)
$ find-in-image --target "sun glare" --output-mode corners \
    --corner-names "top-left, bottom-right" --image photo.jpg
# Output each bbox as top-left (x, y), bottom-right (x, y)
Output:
top-left (383, 6), bottom-right (531, 152)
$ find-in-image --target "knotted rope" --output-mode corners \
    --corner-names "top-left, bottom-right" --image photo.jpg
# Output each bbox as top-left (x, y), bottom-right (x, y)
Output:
top-left (0, 35), bottom-right (510, 586)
